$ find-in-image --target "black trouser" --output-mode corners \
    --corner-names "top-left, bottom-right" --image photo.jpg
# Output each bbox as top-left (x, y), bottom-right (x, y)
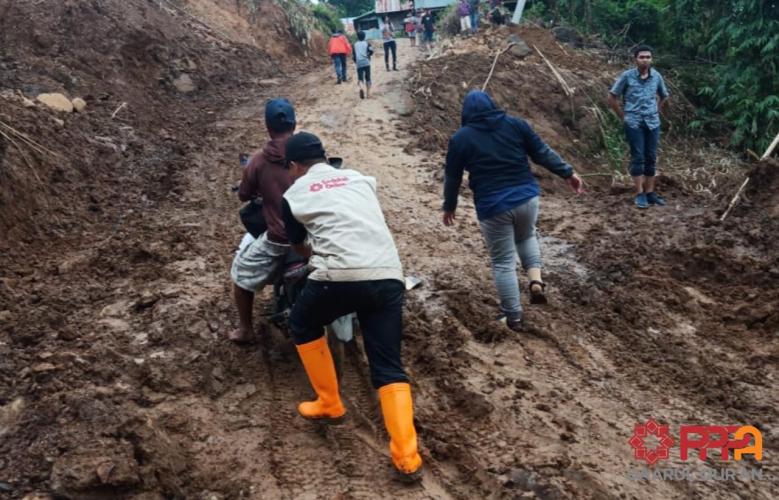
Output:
top-left (384, 40), bottom-right (397, 68)
top-left (290, 279), bottom-right (407, 388)
top-left (357, 66), bottom-right (371, 85)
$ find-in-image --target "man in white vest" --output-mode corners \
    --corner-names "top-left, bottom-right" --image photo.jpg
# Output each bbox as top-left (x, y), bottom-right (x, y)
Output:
top-left (281, 132), bottom-right (422, 481)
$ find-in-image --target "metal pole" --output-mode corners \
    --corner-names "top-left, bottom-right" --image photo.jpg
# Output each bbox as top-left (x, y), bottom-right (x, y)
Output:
top-left (511, 0), bottom-right (527, 25)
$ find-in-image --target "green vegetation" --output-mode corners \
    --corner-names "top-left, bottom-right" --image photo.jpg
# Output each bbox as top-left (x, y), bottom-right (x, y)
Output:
top-left (323, 0), bottom-right (374, 17)
top-left (525, 0), bottom-right (779, 153)
top-left (242, 0), bottom-right (342, 45)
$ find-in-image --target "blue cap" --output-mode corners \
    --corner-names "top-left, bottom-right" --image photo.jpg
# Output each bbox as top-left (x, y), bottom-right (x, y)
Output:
top-left (265, 98), bottom-right (296, 132)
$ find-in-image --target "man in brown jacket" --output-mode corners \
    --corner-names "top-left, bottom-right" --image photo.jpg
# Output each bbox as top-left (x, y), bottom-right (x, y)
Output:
top-left (228, 98), bottom-right (296, 342)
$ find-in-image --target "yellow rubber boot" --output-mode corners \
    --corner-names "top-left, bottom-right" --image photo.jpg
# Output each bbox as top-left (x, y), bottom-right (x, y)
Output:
top-left (295, 336), bottom-right (346, 422)
top-left (379, 382), bottom-right (423, 480)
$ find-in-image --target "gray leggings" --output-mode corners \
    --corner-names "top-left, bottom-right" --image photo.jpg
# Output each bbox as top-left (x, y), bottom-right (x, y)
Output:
top-left (478, 196), bottom-right (541, 321)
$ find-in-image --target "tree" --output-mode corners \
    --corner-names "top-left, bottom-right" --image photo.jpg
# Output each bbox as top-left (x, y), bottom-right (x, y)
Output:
top-left (325, 0), bottom-right (374, 17)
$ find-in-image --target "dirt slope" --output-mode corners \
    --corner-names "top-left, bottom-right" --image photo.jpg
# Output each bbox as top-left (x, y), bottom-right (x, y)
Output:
top-left (1, 9), bottom-right (777, 500)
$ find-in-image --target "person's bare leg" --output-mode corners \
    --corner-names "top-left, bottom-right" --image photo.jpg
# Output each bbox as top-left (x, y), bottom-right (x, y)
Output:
top-left (229, 284), bottom-right (254, 341)
top-left (366, 84), bottom-right (371, 99)
top-left (633, 175), bottom-right (645, 195)
top-left (528, 267), bottom-right (543, 293)
top-left (644, 175), bottom-right (656, 194)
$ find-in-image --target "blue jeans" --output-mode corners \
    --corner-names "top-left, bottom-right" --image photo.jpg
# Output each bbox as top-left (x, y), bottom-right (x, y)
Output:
top-left (470, 11), bottom-right (479, 31)
top-left (331, 54), bottom-right (347, 81)
top-left (478, 197), bottom-right (541, 321)
top-left (291, 279), bottom-right (407, 388)
top-left (625, 123), bottom-right (660, 177)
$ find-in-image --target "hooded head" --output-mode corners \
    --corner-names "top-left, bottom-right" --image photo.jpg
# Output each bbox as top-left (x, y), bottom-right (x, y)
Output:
top-left (461, 90), bottom-right (506, 130)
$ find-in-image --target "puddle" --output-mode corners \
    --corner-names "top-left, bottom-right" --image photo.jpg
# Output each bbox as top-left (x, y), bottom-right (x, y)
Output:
top-left (538, 235), bottom-right (590, 279)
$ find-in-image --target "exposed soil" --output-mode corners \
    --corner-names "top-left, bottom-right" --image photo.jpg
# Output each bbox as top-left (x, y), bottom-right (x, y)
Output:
top-left (1, 4), bottom-right (777, 499)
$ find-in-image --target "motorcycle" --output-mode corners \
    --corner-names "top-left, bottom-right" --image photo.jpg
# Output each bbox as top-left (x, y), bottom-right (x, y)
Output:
top-left (234, 154), bottom-right (353, 377)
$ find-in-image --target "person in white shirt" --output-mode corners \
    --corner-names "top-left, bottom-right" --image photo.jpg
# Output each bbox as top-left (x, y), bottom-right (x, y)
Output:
top-left (281, 132), bottom-right (422, 481)
top-left (381, 16), bottom-right (398, 70)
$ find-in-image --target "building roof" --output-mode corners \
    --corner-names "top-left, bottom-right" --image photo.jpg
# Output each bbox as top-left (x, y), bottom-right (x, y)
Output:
top-left (353, 10), bottom-right (378, 22)
top-left (415, 0), bottom-right (457, 9)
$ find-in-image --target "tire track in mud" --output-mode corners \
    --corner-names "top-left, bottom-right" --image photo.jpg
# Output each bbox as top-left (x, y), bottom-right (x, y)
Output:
top-left (255, 328), bottom-right (347, 498)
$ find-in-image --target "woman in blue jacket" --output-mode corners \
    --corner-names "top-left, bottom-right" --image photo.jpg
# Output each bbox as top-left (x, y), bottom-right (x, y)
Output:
top-left (442, 90), bottom-right (583, 330)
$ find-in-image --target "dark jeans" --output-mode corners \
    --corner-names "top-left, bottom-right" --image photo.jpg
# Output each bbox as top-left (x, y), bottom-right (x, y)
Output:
top-left (424, 30), bottom-right (434, 42)
top-left (290, 279), bottom-right (407, 388)
top-left (357, 66), bottom-right (371, 85)
top-left (625, 123), bottom-right (660, 177)
top-left (331, 54), bottom-right (347, 81)
top-left (383, 40), bottom-right (397, 68)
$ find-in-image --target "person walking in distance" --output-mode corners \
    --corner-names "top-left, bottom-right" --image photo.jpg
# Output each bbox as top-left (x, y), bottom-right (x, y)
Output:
top-left (442, 91), bottom-right (584, 331)
top-left (420, 9), bottom-right (435, 50)
top-left (608, 44), bottom-right (670, 209)
top-left (382, 16), bottom-right (398, 71)
top-left (327, 30), bottom-right (352, 84)
top-left (352, 31), bottom-right (374, 99)
top-left (404, 11), bottom-right (418, 47)
top-left (282, 132), bottom-right (423, 481)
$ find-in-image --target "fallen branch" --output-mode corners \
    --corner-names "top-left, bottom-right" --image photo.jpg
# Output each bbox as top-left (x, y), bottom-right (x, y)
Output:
top-left (746, 149), bottom-right (761, 162)
top-left (760, 130), bottom-right (779, 160)
top-left (721, 129), bottom-right (779, 221)
top-left (720, 177), bottom-right (750, 221)
top-left (482, 42), bottom-right (516, 91)
top-left (580, 172), bottom-right (616, 177)
top-left (0, 120), bottom-right (61, 159)
top-left (111, 102), bottom-right (127, 119)
top-left (533, 45), bottom-right (574, 97)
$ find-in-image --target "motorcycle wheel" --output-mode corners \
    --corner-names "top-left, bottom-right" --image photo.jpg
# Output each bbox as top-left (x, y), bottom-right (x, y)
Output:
top-left (326, 327), bottom-right (345, 382)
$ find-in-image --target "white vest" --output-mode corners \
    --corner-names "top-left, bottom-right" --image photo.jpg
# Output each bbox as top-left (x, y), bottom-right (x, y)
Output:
top-left (283, 163), bottom-right (403, 283)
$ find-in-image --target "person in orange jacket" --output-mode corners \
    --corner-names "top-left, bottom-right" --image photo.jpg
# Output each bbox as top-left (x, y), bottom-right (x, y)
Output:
top-left (327, 30), bottom-right (352, 84)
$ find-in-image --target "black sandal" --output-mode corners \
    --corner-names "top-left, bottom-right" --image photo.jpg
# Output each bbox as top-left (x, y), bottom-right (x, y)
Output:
top-left (528, 280), bottom-right (548, 305)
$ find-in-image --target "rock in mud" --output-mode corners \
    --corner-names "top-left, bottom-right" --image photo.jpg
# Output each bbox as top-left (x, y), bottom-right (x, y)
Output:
top-left (36, 93), bottom-right (74, 112)
top-left (72, 97), bottom-right (87, 112)
top-left (172, 74), bottom-right (196, 93)
top-left (21, 493), bottom-right (54, 500)
top-left (32, 362), bottom-right (57, 373)
top-left (552, 26), bottom-right (584, 47)
top-left (508, 35), bottom-right (531, 58)
top-left (50, 443), bottom-right (141, 497)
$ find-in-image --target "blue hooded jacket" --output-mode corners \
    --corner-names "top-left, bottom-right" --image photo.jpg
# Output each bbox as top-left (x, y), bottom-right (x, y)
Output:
top-left (443, 91), bottom-right (573, 219)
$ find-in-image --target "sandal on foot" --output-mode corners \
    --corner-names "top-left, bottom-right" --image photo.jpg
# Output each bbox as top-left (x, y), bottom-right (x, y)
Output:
top-left (528, 280), bottom-right (548, 305)
top-left (497, 314), bottom-right (523, 332)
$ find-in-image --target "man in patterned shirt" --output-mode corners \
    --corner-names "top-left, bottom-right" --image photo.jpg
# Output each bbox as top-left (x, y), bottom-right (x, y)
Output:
top-left (609, 45), bottom-right (670, 209)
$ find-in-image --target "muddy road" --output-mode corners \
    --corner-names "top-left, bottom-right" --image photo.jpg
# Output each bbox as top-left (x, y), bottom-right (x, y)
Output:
top-left (2, 34), bottom-right (777, 499)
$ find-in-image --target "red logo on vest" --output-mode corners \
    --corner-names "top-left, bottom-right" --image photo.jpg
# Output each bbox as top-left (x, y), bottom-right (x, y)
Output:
top-left (309, 177), bottom-right (349, 192)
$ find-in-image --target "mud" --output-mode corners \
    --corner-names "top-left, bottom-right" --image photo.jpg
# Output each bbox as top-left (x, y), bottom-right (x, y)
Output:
top-left (1, 4), bottom-right (778, 499)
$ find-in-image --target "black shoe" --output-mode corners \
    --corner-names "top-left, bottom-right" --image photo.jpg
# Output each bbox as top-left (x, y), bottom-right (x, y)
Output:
top-left (336, 78), bottom-right (341, 85)
top-left (497, 314), bottom-right (523, 332)
top-left (359, 89), bottom-right (364, 99)
top-left (528, 280), bottom-right (548, 305)
top-left (393, 66), bottom-right (398, 71)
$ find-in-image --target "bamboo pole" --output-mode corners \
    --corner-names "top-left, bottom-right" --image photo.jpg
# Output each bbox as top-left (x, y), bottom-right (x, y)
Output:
top-left (760, 130), bottom-right (779, 160)
top-left (720, 130), bottom-right (779, 221)
top-left (482, 43), bottom-right (516, 91)
top-left (533, 45), bottom-right (574, 97)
